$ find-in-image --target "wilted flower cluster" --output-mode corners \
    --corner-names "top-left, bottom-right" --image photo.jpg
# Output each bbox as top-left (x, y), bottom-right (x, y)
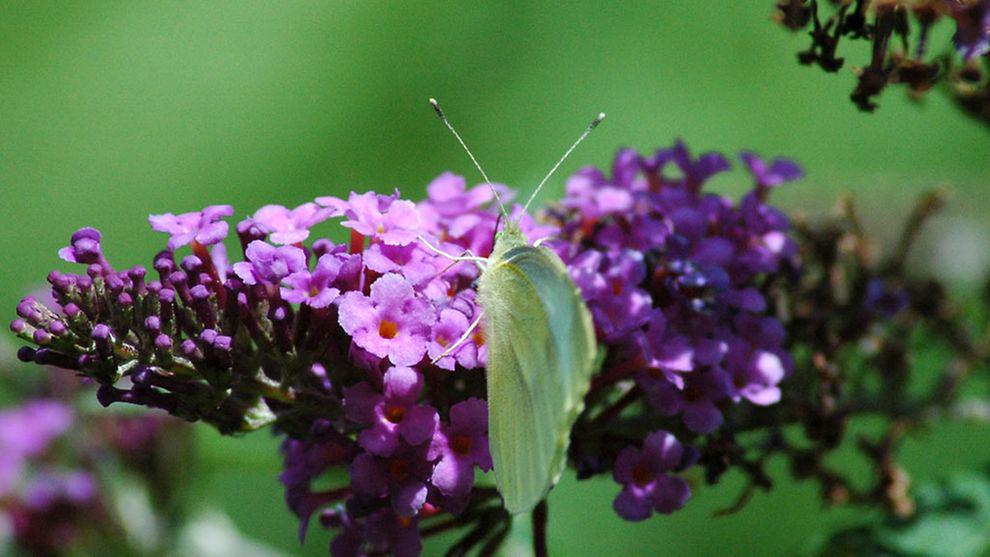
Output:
top-left (8, 141), bottom-right (803, 555)
top-left (774, 0), bottom-right (990, 123)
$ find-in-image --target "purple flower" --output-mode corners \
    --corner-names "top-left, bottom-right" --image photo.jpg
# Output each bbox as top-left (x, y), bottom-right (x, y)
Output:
top-left (638, 310), bottom-right (695, 388)
top-left (612, 430), bottom-right (691, 521)
top-left (422, 172), bottom-right (496, 217)
top-left (344, 366), bottom-right (438, 457)
top-left (427, 308), bottom-right (483, 370)
top-left (148, 205), bottom-right (234, 250)
top-left (363, 510), bottom-right (422, 557)
top-left (251, 203), bottom-right (334, 245)
top-left (864, 278), bottom-right (909, 318)
top-left (280, 252), bottom-right (348, 308)
top-left (652, 140), bottom-right (731, 191)
top-left (562, 169), bottom-right (634, 220)
top-left (350, 443), bottom-right (433, 517)
top-left (0, 400), bottom-right (73, 457)
top-left (318, 191), bottom-right (422, 246)
top-left (0, 400), bottom-right (73, 493)
top-left (430, 398), bottom-right (492, 499)
top-left (338, 274), bottom-right (436, 366)
top-left (232, 240), bottom-right (307, 285)
top-left (639, 368), bottom-right (731, 434)
top-left (739, 151), bottom-right (804, 189)
top-left (725, 344), bottom-right (788, 406)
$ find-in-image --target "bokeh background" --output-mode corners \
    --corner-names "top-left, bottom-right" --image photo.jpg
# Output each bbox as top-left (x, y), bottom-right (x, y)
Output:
top-left (2, 2), bottom-right (989, 555)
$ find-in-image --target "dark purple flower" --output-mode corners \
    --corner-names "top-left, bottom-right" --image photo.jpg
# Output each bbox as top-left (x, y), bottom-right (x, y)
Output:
top-left (430, 398), bottom-right (492, 499)
top-left (251, 203), bottom-right (333, 245)
top-left (148, 205), bottom-right (234, 250)
top-left (864, 278), bottom-right (909, 317)
top-left (724, 343), bottom-right (788, 406)
top-left (364, 509), bottom-right (422, 557)
top-left (639, 367), bottom-right (731, 434)
top-left (343, 366), bottom-right (438, 457)
top-left (612, 430), bottom-right (691, 521)
top-left (739, 151), bottom-right (804, 189)
top-left (232, 240), bottom-right (307, 285)
top-left (338, 274), bottom-right (436, 366)
top-left (350, 443), bottom-right (433, 517)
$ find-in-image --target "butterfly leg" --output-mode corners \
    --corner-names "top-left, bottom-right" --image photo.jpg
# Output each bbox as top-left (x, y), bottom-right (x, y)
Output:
top-left (431, 310), bottom-right (485, 364)
top-left (532, 236), bottom-right (555, 248)
top-left (418, 235), bottom-right (487, 269)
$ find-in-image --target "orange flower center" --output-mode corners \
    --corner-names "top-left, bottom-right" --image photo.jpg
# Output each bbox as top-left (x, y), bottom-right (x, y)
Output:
top-left (385, 404), bottom-right (406, 423)
top-left (472, 328), bottom-right (485, 347)
top-left (379, 319), bottom-right (399, 339)
top-left (436, 334), bottom-right (449, 348)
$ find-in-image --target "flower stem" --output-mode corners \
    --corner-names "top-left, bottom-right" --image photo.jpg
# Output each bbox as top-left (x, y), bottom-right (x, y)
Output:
top-left (532, 499), bottom-right (548, 557)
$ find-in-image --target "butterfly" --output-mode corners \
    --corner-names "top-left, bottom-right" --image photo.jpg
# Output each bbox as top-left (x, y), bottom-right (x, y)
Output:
top-left (423, 99), bottom-right (603, 514)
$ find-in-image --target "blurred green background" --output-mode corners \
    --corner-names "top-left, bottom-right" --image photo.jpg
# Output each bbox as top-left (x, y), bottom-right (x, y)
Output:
top-left (2, 2), bottom-right (989, 555)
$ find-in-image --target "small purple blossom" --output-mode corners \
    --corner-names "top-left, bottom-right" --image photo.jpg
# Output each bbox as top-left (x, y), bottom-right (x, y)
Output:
top-left (344, 366), bottom-right (438, 457)
top-left (338, 274), bottom-right (436, 366)
top-left (864, 278), bottom-right (909, 318)
top-left (612, 431), bottom-right (691, 521)
top-left (739, 151), bottom-right (804, 189)
top-left (280, 252), bottom-right (348, 308)
top-left (429, 398), bottom-right (492, 499)
top-left (319, 191), bottom-right (422, 246)
top-left (251, 203), bottom-right (333, 245)
top-left (232, 240), bottom-right (307, 285)
top-left (427, 308), bottom-right (483, 370)
top-left (148, 205), bottom-right (234, 250)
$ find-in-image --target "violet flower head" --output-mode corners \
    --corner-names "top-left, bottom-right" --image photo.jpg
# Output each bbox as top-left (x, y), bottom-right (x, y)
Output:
top-left (612, 430), bottom-right (691, 521)
top-left (338, 273), bottom-right (436, 366)
top-left (232, 240), bottom-right (307, 285)
top-left (251, 202), bottom-right (333, 245)
top-left (148, 205), bottom-right (234, 250)
top-left (343, 366), bottom-right (438, 457)
top-left (740, 151), bottom-right (804, 189)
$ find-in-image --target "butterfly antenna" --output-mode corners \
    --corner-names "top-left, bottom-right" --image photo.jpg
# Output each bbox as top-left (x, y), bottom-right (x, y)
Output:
top-left (429, 98), bottom-right (509, 219)
top-left (522, 112), bottom-right (606, 215)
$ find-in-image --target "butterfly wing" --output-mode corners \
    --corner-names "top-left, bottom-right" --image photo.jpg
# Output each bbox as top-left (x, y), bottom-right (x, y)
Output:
top-left (479, 243), bottom-right (596, 514)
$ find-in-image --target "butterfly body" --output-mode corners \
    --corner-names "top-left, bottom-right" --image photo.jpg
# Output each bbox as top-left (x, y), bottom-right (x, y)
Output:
top-left (478, 222), bottom-right (597, 514)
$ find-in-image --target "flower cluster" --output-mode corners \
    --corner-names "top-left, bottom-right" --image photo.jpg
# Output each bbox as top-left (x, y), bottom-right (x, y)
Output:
top-left (9, 143), bottom-right (801, 555)
top-left (546, 142), bottom-right (800, 519)
top-left (774, 0), bottom-right (990, 122)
